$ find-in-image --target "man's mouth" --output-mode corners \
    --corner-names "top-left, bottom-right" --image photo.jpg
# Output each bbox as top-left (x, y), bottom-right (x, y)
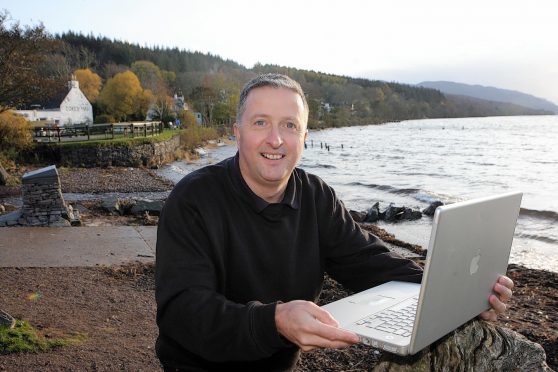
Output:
top-left (261, 153), bottom-right (285, 160)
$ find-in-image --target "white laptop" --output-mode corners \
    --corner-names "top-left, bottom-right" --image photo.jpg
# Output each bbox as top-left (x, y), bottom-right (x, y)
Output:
top-left (322, 191), bottom-right (522, 355)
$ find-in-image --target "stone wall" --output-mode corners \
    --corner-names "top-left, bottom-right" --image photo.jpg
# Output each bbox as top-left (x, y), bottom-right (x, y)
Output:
top-left (0, 165), bottom-right (79, 227)
top-left (32, 134), bottom-right (181, 168)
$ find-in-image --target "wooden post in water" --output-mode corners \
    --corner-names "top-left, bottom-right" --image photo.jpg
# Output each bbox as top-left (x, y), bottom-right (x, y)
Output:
top-left (86, 125), bottom-right (90, 141)
top-left (130, 123), bottom-right (134, 138)
top-left (111, 124), bottom-right (114, 139)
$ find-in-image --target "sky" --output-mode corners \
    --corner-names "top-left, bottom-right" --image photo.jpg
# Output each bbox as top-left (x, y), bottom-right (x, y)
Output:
top-left (3, 0), bottom-right (558, 104)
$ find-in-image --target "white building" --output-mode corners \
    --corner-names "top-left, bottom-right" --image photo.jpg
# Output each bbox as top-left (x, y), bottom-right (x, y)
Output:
top-left (15, 78), bottom-right (93, 126)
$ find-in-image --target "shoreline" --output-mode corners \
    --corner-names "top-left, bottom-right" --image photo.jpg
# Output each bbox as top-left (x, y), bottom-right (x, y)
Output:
top-left (2, 145), bottom-right (557, 274)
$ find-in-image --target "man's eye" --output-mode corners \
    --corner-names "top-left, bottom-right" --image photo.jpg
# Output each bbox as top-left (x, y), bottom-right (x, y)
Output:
top-left (286, 122), bottom-right (297, 129)
top-left (254, 120), bottom-right (266, 126)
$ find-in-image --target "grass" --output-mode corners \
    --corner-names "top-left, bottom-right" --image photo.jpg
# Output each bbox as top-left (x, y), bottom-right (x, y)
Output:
top-left (48, 129), bottom-right (180, 148)
top-left (0, 320), bottom-right (86, 355)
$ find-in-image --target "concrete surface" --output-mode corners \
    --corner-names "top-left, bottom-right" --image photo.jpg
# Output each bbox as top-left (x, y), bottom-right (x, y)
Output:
top-left (0, 226), bottom-right (156, 267)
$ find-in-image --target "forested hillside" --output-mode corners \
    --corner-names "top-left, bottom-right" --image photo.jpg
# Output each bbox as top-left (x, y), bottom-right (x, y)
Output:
top-left (4, 22), bottom-right (550, 129)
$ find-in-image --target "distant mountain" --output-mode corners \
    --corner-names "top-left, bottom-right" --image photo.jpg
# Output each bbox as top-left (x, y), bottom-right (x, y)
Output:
top-left (417, 81), bottom-right (558, 114)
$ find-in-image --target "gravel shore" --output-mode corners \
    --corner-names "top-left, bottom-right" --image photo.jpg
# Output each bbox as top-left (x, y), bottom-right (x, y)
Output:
top-left (0, 166), bottom-right (556, 369)
top-left (0, 166), bottom-right (175, 199)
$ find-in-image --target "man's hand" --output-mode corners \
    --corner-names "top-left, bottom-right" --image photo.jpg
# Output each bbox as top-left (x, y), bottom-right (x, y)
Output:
top-left (275, 300), bottom-right (359, 352)
top-left (479, 275), bottom-right (514, 321)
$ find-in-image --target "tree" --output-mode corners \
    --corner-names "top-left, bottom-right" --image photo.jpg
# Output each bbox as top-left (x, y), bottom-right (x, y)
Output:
top-left (97, 71), bottom-right (153, 121)
top-left (131, 60), bottom-right (166, 95)
top-left (74, 68), bottom-right (102, 103)
top-left (0, 10), bottom-right (64, 112)
top-left (149, 94), bottom-right (175, 123)
top-left (0, 111), bottom-right (33, 154)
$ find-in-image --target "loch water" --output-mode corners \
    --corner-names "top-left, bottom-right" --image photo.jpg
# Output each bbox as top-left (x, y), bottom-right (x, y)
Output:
top-left (159, 115), bottom-right (558, 272)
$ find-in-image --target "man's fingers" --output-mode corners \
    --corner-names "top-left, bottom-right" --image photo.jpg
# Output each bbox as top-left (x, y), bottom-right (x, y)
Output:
top-left (489, 294), bottom-right (507, 314)
top-left (498, 275), bottom-right (514, 290)
top-left (479, 309), bottom-right (497, 322)
top-left (275, 301), bottom-right (359, 351)
top-left (495, 283), bottom-right (513, 303)
top-left (297, 323), bottom-right (359, 351)
top-left (310, 305), bottom-right (340, 328)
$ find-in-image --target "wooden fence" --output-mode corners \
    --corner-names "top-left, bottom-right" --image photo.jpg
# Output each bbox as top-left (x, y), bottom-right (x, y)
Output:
top-left (33, 122), bottom-right (164, 143)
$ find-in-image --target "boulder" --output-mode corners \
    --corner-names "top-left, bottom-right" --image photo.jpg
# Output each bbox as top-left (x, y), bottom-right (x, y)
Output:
top-left (101, 197), bottom-right (136, 215)
top-left (384, 204), bottom-right (405, 221)
top-left (401, 208), bottom-right (422, 221)
top-left (0, 209), bottom-right (22, 227)
top-left (364, 202), bottom-right (381, 223)
top-left (101, 196), bottom-right (120, 214)
top-left (130, 199), bottom-right (164, 216)
top-left (373, 320), bottom-right (551, 371)
top-left (423, 201), bottom-right (444, 216)
top-left (383, 205), bottom-right (421, 222)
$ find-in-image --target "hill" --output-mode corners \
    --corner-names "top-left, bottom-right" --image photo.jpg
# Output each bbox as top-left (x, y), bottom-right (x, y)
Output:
top-left (7, 26), bottom-right (552, 128)
top-left (417, 81), bottom-right (558, 114)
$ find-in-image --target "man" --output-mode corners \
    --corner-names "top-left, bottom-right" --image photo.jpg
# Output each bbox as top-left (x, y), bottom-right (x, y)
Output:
top-left (155, 74), bottom-right (513, 370)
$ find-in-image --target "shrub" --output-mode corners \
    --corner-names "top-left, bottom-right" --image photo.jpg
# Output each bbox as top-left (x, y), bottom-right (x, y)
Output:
top-left (94, 114), bottom-right (116, 124)
top-left (180, 110), bottom-right (198, 128)
top-left (180, 125), bottom-right (218, 150)
top-left (0, 111), bottom-right (33, 154)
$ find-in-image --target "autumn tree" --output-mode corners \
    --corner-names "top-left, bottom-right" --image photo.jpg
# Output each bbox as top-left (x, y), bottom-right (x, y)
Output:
top-left (0, 111), bottom-right (33, 156)
top-left (97, 71), bottom-right (153, 121)
top-left (74, 68), bottom-right (102, 103)
top-left (0, 10), bottom-right (64, 112)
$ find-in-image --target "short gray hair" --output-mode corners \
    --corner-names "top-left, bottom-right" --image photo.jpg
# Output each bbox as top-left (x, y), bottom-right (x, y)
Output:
top-left (236, 73), bottom-right (309, 124)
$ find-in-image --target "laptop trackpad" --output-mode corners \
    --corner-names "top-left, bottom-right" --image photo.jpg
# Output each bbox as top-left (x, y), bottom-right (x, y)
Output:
top-left (349, 294), bottom-right (397, 306)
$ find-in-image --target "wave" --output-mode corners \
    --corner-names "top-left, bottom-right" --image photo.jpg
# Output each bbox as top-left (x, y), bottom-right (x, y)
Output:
top-left (346, 182), bottom-right (421, 196)
top-left (519, 208), bottom-right (558, 222)
top-left (516, 232), bottom-right (558, 245)
top-left (301, 163), bottom-right (337, 169)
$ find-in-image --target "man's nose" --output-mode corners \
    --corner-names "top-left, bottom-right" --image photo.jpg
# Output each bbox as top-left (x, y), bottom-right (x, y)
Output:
top-left (266, 124), bottom-right (283, 148)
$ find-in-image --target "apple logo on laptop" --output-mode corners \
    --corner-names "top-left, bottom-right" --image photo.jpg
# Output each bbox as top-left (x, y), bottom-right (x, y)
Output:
top-left (469, 249), bottom-right (481, 275)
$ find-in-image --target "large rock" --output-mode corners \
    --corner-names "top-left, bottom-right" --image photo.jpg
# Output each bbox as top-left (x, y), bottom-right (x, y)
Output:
top-left (383, 204), bottom-right (422, 222)
top-left (373, 320), bottom-right (551, 371)
top-left (423, 201), bottom-right (444, 217)
top-left (130, 199), bottom-right (164, 216)
top-left (364, 202), bottom-right (381, 223)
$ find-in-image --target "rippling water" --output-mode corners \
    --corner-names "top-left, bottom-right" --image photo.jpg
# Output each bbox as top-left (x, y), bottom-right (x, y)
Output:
top-left (158, 115), bottom-right (558, 272)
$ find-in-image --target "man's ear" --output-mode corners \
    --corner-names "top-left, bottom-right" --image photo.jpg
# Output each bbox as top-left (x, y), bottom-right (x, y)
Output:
top-left (303, 129), bottom-right (308, 141)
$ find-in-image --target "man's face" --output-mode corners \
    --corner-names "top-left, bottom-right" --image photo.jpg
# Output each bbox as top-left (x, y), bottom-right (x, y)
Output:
top-left (234, 86), bottom-right (308, 196)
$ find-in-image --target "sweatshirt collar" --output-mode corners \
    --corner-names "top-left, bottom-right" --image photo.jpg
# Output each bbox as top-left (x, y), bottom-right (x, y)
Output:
top-left (230, 152), bottom-right (300, 213)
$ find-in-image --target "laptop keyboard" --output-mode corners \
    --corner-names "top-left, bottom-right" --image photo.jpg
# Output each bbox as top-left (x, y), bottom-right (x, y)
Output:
top-left (354, 296), bottom-right (418, 337)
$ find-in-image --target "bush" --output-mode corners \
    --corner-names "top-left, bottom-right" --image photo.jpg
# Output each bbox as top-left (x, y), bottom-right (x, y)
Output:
top-left (180, 125), bottom-right (218, 150)
top-left (94, 114), bottom-right (116, 124)
top-left (0, 111), bottom-right (33, 160)
top-left (180, 110), bottom-right (198, 128)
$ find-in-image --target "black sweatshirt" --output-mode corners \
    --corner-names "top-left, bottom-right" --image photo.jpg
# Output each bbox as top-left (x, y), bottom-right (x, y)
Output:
top-left (155, 153), bottom-right (423, 370)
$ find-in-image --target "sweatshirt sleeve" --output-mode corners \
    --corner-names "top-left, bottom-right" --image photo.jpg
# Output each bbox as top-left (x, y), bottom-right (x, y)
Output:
top-left (319, 184), bottom-right (423, 292)
top-left (155, 188), bottom-right (287, 362)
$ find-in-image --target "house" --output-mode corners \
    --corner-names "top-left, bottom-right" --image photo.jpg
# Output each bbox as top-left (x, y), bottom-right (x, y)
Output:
top-left (15, 77), bottom-right (93, 126)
